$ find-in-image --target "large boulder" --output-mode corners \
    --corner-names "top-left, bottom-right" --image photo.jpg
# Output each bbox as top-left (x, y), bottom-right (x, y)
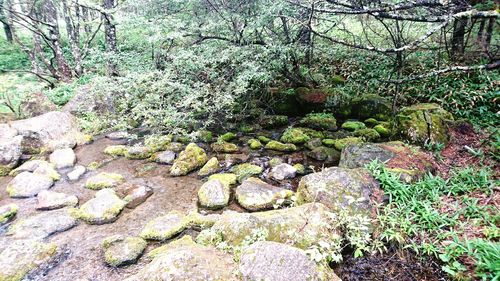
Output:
top-left (296, 167), bottom-right (381, 216)
top-left (349, 94), bottom-right (392, 121)
top-left (124, 236), bottom-right (238, 281)
top-left (235, 178), bottom-right (294, 211)
top-left (170, 143), bottom-right (208, 176)
top-left (295, 87), bottom-right (332, 113)
top-left (239, 241), bottom-right (339, 281)
top-left (7, 208), bottom-right (77, 240)
top-left (396, 103), bottom-right (454, 145)
top-left (72, 189), bottom-right (126, 224)
top-left (6, 171), bottom-right (54, 198)
top-left (0, 125), bottom-right (22, 176)
top-left (200, 203), bottom-right (338, 249)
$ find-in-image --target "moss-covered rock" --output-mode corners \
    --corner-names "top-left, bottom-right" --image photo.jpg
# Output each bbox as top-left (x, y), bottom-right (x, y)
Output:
top-left (341, 121), bottom-right (366, 131)
top-left (104, 145), bottom-right (128, 157)
top-left (364, 118), bottom-right (379, 127)
top-left (211, 141), bottom-right (238, 153)
top-left (170, 143), bottom-right (208, 176)
top-left (280, 128), bottom-right (310, 144)
top-left (139, 211), bottom-right (188, 240)
top-left (144, 135), bottom-right (173, 152)
top-left (235, 177), bottom-right (294, 211)
top-left (334, 137), bottom-right (363, 150)
top-left (125, 146), bottom-right (153, 160)
top-left (322, 139), bottom-right (335, 147)
top-left (84, 172), bottom-right (124, 190)
top-left (231, 163), bottom-right (264, 183)
top-left (102, 235), bottom-right (147, 267)
top-left (265, 141), bottom-right (297, 152)
top-left (257, 136), bottom-right (271, 144)
top-left (208, 173), bottom-right (237, 187)
top-left (354, 128), bottom-right (381, 141)
top-left (299, 113), bottom-right (337, 130)
top-left (165, 142), bottom-right (184, 152)
top-left (260, 115), bottom-right (289, 129)
top-left (7, 208), bottom-right (77, 240)
top-left (350, 94), bottom-right (392, 121)
top-left (374, 124), bottom-right (391, 137)
top-left (71, 188), bottom-right (126, 224)
top-left (192, 130), bottom-right (213, 143)
top-left (217, 132), bottom-right (237, 142)
top-left (396, 103), bottom-right (454, 145)
top-left (295, 87), bottom-right (333, 113)
top-left (198, 179), bottom-right (230, 209)
top-left (247, 139), bottom-right (263, 150)
top-left (198, 157), bottom-right (220, 177)
top-left (268, 157), bottom-right (283, 168)
top-left (239, 124), bottom-right (260, 134)
top-left (293, 163), bottom-right (306, 174)
top-left (297, 127), bottom-right (325, 139)
top-left (0, 203), bottom-right (18, 225)
top-left (306, 146), bottom-right (341, 164)
top-left (7, 171), bottom-right (54, 198)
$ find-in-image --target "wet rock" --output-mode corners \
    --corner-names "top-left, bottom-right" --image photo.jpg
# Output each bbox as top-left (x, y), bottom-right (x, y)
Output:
top-left (7, 209), bottom-right (77, 239)
top-left (306, 146), bottom-right (340, 164)
top-left (231, 163), bottom-right (264, 182)
top-left (36, 190), bottom-right (78, 210)
top-left (334, 137), bottom-right (363, 150)
top-left (84, 172), bottom-right (124, 190)
top-left (217, 132), bottom-right (237, 142)
top-left (170, 143), bottom-right (208, 176)
top-left (265, 140), bottom-right (297, 152)
top-left (354, 128), bottom-right (381, 141)
top-left (0, 203), bottom-right (18, 225)
top-left (396, 103), bottom-right (454, 145)
top-left (123, 184), bottom-right (153, 208)
top-left (339, 142), bottom-right (436, 181)
top-left (153, 150), bottom-right (176, 164)
top-left (299, 112), bottom-right (337, 131)
top-left (49, 148), bottom-right (76, 169)
top-left (67, 165), bottom-right (86, 181)
top-left (140, 211), bottom-right (188, 240)
top-left (125, 146), bottom-right (152, 160)
top-left (0, 132), bottom-right (22, 176)
top-left (211, 141), bottom-right (238, 153)
top-left (6, 171), bottom-right (54, 198)
top-left (260, 115), bottom-right (288, 129)
top-left (72, 189), bottom-right (126, 224)
top-left (102, 235), bottom-right (147, 267)
top-left (247, 138), bottom-right (263, 149)
top-left (124, 235), bottom-right (238, 281)
top-left (341, 121), bottom-right (366, 131)
top-left (198, 157), bottom-right (220, 177)
top-left (350, 94), bottom-right (392, 121)
top-left (198, 180), bottom-right (230, 210)
top-left (0, 240), bottom-right (58, 281)
top-left (296, 167), bottom-right (380, 216)
top-left (239, 241), bottom-right (339, 281)
top-left (208, 173), bottom-right (237, 187)
top-left (104, 145), bottom-right (128, 156)
top-left (201, 203), bottom-right (337, 249)
top-left (235, 178), bottom-right (294, 211)
top-left (105, 131), bottom-right (130, 140)
top-left (269, 163), bottom-right (297, 180)
top-left (281, 128), bottom-right (310, 144)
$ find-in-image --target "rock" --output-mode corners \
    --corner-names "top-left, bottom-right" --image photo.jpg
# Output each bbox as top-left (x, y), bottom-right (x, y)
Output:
top-left (211, 141), bottom-right (239, 153)
top-left (192, 130), bottom-right (213, 143)
top-left (239, 124), bottom-right (260, 134)
top-left (104, 145), bottom-right (128, 156)
top-left (265, 141), bottom-right (297, 152)
top-left (123, 184), bottom-right (153, 208)
top-left (270, 163), bottom-right (297, 180)
top-left (260, 115), bottom-right (288, 129)
top-left (165, 142), bottom-right (184, 152)
top-left (33, 161), bottom-right (61, 180)
top-left (10, 111), bottom-right (82, 152)
top-left (102, 235), bottom-right (147, 267)
top-left (67, 165), bottom-right (86, 181)
top-left (239, 241), bottom-right (339, 281)
top-left (341, 121), bottom-right (366, 131)
top-left (201, 203), bottom-right (337, 249)
top-left (198, 157), bottom-right (220, 177)
top-left (208, 173), bottom-right (238, 187)
top-left (0, 203), bottom-right (18, 225)
top-left (364, 118), bottom-right (379, 127)
top-left (268, 157), bottom-right (283, 168)
top-left (339, 142), bottom-right (436, 181)
top-left (198, 180), bottom-right (230, 210)
top-left (0, 132), bottom-right (22, 176)
top-left (293, 163), bottom-right (306, 174)
top-left (374, 123), bottom-right (392, 137)
top-left (106, 131), bottom-right (130, 140)
top-left (7, 209), bottom-right (77, 239)
top-left (72, 189), bottom-right (126, 224)
top-left (299, 112), bottom-right (337, 130)
top-left (6, 172), bottom-right (54, 198)
top-left (396, 103), bottom-right (454, 145)
top-left (247, 139), bottom-right (263, 149)
top-left (322, 138), bottom-right (335, 147)
top-left (350, 94), bottom-right (392, 121)
top-left (295, 87), bottom-right (331, 112)
top-left (305, 138), bottom-right (323, 150)
top-left (257, 135), bottom-right (271, 143)
top-left (153, 150), bottom-right (176, 164)
top-left (36, 190), bottom-right (78, 210)
top-left (84, 172), bottom-right (124, 190)
top-left (170, 143), bottom-right (208, 176)
top-left (334, 137), bottom-right (363, 150)
top-left (280, 128), bottom-right (311, 144)
top-left (49, 148), bottom-right (76, 169)
top-left (231, 163), bottom-right (264, 182)
top-left (217, 132), bottom-right (237, 142)
top-left (140, 211), bottom-right (188, 240)
top-left (306, 146), bottom-right (340, 164)
top-left (124, 236), bottom-right (238, 281)
top-left (144, 134), bottom-right (173, 152)
top-left (125, 146), bottom-right (152, 160)
top-left (296, 167), bottom-right (381, 216)
top-left (0, 240), bottom-right (58, 281)
top-left (223, 154), bottom-right (249, 168)
top-left (20, 92), bottom-right (57, 118)
top-left (235, 178), bottom-right (294, 211)
top-left (63, 80), bottom-right (121, 116)
top-left (354, 128), bottom-right (381, 141)
top-left (9, 159), bottom-right (46, 176)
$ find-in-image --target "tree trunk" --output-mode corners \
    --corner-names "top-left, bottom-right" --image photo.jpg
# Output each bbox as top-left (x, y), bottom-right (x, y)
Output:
top-left (451, 18), bottom-right (467, 61)
top-left (0, 0), bottom-right (13, 42)
top-left (103, 0), bottom-right (119, 76)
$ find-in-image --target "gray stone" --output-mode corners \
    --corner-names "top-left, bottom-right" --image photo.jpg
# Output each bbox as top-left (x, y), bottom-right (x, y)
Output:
top-left (0, 133), bottom-right (22, 176)
top-left (306, 146), bottom-right (340, 164)
top-left (6, 171), bottom-right (54, 198)
top-left (197, 180), bottom-right (230, 210)
top-left (102, 235), bottom-right (147, 267)
top-left (139, 211), bottom-right (188, 240)
top-left (154, 150), bottom-right (176, 164)
top-left (36, 190), bottom-right (79, 210)
top-left (198, 157), bottom-right (219, 177)
top-left (9, 159), bottom-right (46, 176)
top-left (50, 148), bottom-right (76, 169)
top-left (67, 165), bottom-right (86, 181)
top-left (235, 177), bottom-right (294, 211)
top-left (106, 131), bottom-right (130, 140)
top-left (7, 208), bottom-right (77, 240)
top-left (270, 163), bottom-right (297, 180)
top-left (124, 184), bottom-right (153, 209)
top-left (73, 188), bottom-right (126, 224)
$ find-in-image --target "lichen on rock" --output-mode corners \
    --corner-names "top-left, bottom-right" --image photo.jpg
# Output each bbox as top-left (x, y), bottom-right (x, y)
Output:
top-left (170, 143), bottom-right (208, 176)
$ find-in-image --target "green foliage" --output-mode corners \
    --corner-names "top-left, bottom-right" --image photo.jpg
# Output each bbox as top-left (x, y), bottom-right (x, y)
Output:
top-left (0, 39), bottom-right (30, 71)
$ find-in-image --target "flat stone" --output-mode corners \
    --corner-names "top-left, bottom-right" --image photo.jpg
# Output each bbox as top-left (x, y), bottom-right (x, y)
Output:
top-left (84, 172), bottom-right (124, 190)
top-left (102, 235), bottom-right (147, 267)
top-left (67, 165), bottom-right (86, 181)
top-left (49, 148), bottom-right (76, 169)
top-left (7, 208), bottom-right (77, 240)
top-left (36, 190), bottom-right (79, 210)
top-left (125, 146), bottom-right (152, 160)
top-left (9, 160), bottom-right (46, 176)
top-left (235, 177), bottom-right (294, 211)
top-left (198, 180), bottom-right (230, 210)
top-left (6, 171), bottom-right (54, 198)
top-left (73, 189), bottom-right (126, 224)
top-left (140, 211), bottom-right (188, 240)
top-left (123, 184), bottom-right (153, 208)
top-left (153, 150), bottom-right (176, 164)
top-left (106, 131), bottom-right (130, 140)
top-left (0, 203), bottom-right (18, 225)
top-left (269, 163), bottom-right (297, 180)
top-left (239, 241), bottom-right (339, 281)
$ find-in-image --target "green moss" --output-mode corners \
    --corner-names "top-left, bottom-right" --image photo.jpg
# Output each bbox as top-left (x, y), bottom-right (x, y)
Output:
top-left (341, 121), bottom-right (366, 131)
top-left (350, 94), bottom-right (391, 121)
top-left (0, 204), bottom-right (18, 224)
top-left (208, 173), bottom-right (237, 187)
top-left (0, 165), bottom-right (14, 176)
top-left (257, 136), bottom-right (271, 144)
top-left (280, 128), bottom-right (310, 144)
top-left (217, 132), bottom-right (237, 142)
top-left (84, 172), bottom-right (124, 190)
top-left (247, 139), bottom-right (263, 150)
top-left (293, 163), bottom-right (306, 174)
top-left (354, 128), bottom-right (381, 141)
top-left (198, 157), bottom-right (220, 177)
top-left (240, 125), bottom-right (260, 134)
top-left (145, 135), bottom-right (173, 152)
top-left (334, 137), bottom-right (363, 150)
top-left (374, 124), bottom-right (391, 137)
top-left (296, 127), bottom-right (325, 139)
top-left (265, 141), bottom-right (297, 152)
top-left (261, 115), bottom-right (289, 129)
top-left (170, 143), bottom-right (208, 176)
top-left (269, 157), bottom-right (283, 168)
top-left (102, 236), bottom-right (147, 267)
top-left (139, 211), bottom-right (187, 241)
top-left (231, 163), bottom-right (264, 182)
top-left (364, 118), bottom-right (379, 127)
top-left (125, 146), bottom-right (153, 160)
top-left (211, 141), bottom-right (238, 153)
top-left (87, 161), bottom-right (103, 171)
top-left (299, 113), bottom-right (337, 130)
top-left (322, 139), bottom-right (336, 147)
top-left (193, 130), bottom-right (213, 143)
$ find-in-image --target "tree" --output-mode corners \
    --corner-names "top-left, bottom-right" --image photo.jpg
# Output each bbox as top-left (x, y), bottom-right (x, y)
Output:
top-left (0, 0), bottom-right (13, 42)
top-left (102, 0), bottom-right (118, 76)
